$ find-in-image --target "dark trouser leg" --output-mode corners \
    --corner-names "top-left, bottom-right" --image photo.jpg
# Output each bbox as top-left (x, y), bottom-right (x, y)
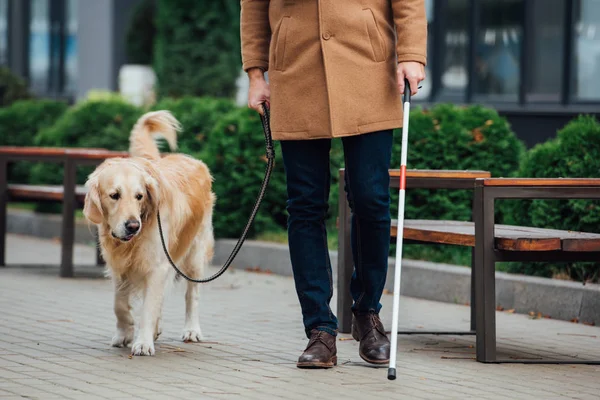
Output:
top-left (280, 138), bottom-right (337, 338)
top-left (342, 130), bottom-right (394, 314)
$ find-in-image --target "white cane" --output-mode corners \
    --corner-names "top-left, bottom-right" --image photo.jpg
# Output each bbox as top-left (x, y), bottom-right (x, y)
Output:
top-left (388, 79), bottom-right (412, 380)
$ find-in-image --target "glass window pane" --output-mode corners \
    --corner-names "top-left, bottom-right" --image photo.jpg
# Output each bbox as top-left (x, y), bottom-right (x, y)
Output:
top-left (65, 0), bottom-right (78, 93)
top-left (572, 0), bottom-right (600, 101)
top-left (0, 0), bottom-right (7, 66)
top-left (440, 0), bottom-right (469, 99)
top-left (526, 0), bottom-right (565, 102)
top-left (29, 0), bottom-right (51, 93)
top-left (474, 0), bottom-right (523, 101)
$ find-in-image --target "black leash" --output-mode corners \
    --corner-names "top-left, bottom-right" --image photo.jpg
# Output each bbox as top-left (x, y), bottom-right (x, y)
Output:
top-left (157, 103), bottom-right (274, 283)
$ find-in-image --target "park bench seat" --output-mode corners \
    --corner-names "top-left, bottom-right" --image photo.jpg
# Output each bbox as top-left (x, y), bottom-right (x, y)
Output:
top-left (396, 219), bottom-right (600, 252)
top-left (8, 184), bottom-right (87, 203)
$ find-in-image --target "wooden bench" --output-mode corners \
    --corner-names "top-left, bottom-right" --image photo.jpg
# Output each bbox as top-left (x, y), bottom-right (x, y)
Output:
top-left (0, 146), bottom-right (129, 277)
top-left (337, 169), bottom-right (491, 337)
top-left (473, 177), bottom-right (600, 364)
top-left (337, 170), bottom-right (600, 364)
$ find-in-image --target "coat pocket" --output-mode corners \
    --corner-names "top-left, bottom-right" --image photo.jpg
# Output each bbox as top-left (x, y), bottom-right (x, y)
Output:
top-left (274, 16), bottom-right (291, 71)
top-left (363, 9), bottom-right (386, 63)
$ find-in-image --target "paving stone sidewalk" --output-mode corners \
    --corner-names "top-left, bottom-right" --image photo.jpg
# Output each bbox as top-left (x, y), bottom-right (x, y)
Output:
top-left (1, 234), bottom-right (600, 400)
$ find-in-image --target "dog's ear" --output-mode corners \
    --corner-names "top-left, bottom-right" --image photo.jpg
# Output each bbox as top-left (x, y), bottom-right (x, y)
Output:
top-left (83, 176), bottom-right (103, 225)
top-left (142, 173), bottom-right (160, 220)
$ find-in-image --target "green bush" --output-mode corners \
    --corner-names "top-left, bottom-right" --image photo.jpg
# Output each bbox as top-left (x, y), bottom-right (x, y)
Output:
top-left (125, 0), bottom-right (156, 65)
top-left (501, 115), bottom-right (600, 282)
top-left (153, 0), bottom-right (241, 98)
top-left (199, 107), bottom-right (288, 239)
top-left (151, 96), bottom-right (236, 155)
top-left (390, 104), bottom-right (526, 264)
top-left (0, 67), bottom-right (32, 107)
top-left (30, 99), bottom-right (143, 191)
top-left (0, 99), bottom-right (68, 183)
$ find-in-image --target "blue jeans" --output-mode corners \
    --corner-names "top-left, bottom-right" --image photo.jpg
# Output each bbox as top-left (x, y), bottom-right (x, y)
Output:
top-left (280, 130), bottom-right (393, 338)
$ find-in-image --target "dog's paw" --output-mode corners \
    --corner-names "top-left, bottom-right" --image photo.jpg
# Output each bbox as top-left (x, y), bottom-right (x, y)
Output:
top-left (111, 327), bottom-right (134, 348)
top-left (182, 327), bottom-right (203, 343)
top-left (131, 340), bottom-right (155, 356)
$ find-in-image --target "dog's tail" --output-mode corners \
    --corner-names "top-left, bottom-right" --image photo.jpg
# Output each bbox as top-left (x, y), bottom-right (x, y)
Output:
top-left (129, 110), bottom-right (181, 160)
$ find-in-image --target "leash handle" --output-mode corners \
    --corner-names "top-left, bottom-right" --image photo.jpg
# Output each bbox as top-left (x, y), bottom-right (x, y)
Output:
top-left (158, 103), bottom-right (274, 283)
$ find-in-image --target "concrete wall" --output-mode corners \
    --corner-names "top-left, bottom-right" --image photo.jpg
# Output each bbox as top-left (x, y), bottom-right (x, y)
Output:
top-left (76, 0), bottom-right (141, 101)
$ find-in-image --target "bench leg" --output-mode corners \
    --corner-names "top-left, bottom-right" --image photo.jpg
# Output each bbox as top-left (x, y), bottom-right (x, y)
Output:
top-left (61, 160), bottom-right (76, 278)
top-left (470, 247), bottom-right (476, 332)
top-left (337, 171), bottom-right (354, 334)
top-left (0, 159), bottom-right (6, 267)
top-left (474, 183), bottom-right (497, 362)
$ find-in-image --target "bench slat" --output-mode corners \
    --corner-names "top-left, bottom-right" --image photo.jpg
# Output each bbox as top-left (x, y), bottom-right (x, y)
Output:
top-left (0, 146), bottom-right (128, 160)
top-left (8, 184), bottom-right (87, 203)
top-left (393, 220), bottom-right (600, 251)
top-left (483, 178), bottom-right (600, 187)
top-left (390, 169), bottom-right (491, 179)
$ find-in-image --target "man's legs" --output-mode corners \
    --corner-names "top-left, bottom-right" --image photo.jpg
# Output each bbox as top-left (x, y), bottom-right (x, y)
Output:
top-left (280, 138), bottom-right (338, 337)
top-left (342, 129), bottom-right (393, 364)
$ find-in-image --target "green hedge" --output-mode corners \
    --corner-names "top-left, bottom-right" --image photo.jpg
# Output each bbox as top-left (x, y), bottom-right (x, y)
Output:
top-left (16, 96), bottom-right (600, 284)
top-left (151, 96), bottom-right (236, 155)
top-left (198, 107), bottom-right (288, 238)
top-left (153, 0), bottom-right (241, 98)
top-left (0, 67), bottom-right (32, 107)
top-left (501, 115), bottom-right (600, 282)
top-left (30, 99), bottom-right (144, 195)
top-left (395, 104), bottom-right (525, 265)
top-left (0, 99), bottom-right (68, 183)
top-left (125, 0), bottom-right (156, 65)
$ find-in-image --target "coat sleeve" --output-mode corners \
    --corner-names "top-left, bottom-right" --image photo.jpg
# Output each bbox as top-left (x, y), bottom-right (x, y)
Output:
top-left (240, 0), bottom-right (271, 72)
top-left (391, 0), bottom-right (428, 66)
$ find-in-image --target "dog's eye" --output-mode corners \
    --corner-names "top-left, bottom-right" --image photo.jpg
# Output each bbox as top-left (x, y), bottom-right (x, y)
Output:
top-left (136, 194), bottom-right (143, 201)
top-left (109, 193), bottom-right (120, 200)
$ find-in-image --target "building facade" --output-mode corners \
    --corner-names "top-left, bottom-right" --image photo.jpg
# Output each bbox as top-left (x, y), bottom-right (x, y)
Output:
top-left (1, 0), bottom-right (599, 146)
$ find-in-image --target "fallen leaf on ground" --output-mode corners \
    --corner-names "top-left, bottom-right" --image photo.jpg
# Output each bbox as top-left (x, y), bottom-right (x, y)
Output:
top-left (338, 337), bottom-right (354, 341)
top-left (497, 306), bottom-right (504, 311)
top-left (506, 309), bottom-right (515, 313)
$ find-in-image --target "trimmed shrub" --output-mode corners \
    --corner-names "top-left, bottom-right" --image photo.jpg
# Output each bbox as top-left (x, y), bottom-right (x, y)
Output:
top-left (0, 99), bottom-right (68, 183)
top-left (501, 115), bottom-right (600, 282)
top-left (0, 67), bottom-right (32, 107)
top-left (390, 104), bottom-right (526, 264)
top-left (151, 96), bottom-right (236, 155)
top-left (199, 107), bottom-right (287, 239)
top-left (30, 99), bottom-right (143, 189)
top-left (153, 0), bottom-right (241, 98)
top-left (125, 0), bottom-right (156, 65)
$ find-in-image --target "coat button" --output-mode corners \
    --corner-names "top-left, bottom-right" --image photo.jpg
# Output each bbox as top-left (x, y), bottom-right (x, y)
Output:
top-left (322, 31), bottom-right (331, 40)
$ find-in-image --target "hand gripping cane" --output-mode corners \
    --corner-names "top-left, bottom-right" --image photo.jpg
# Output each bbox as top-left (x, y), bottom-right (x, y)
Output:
top-left (388, 80), bottom-right (411, 381)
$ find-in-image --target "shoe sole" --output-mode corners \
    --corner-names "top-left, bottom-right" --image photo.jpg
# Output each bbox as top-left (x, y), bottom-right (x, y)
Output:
top-left (352, 325), bottom-right (390, 365)
top-left (296, 356), bottom-right (338, 369)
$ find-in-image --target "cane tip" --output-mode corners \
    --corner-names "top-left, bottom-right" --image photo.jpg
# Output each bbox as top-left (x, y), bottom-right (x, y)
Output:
top-left (387, 368), bottom-right (396, 380)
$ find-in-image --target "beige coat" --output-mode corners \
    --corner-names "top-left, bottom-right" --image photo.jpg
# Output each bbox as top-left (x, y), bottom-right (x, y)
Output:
top-left (240, 0), bottom-right (428, 140)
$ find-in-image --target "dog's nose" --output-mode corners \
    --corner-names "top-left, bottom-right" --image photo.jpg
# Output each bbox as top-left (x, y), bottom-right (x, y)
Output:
top-left (125, 219), bottom-right (140, 234)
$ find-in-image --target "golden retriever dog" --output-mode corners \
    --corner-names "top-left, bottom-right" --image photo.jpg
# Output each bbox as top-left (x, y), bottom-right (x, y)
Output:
top-left (83, 110), bottom-right (215, 356)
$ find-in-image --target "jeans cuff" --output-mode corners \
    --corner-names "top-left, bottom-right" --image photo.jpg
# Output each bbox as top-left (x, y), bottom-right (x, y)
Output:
top-left (306, 326), bottom-right (338, 338)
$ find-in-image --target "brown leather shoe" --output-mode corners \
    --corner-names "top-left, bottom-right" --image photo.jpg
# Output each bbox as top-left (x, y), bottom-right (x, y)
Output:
top-left (351, 311), bottom-right (390, 364)
top-left (297, 329), bottom-right (337, 368)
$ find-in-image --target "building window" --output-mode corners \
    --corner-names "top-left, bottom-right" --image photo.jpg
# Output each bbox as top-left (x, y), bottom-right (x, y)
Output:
top-left (0, 0), bottom-right (7, 66)
top-left (29, 0), bottom-right (50, 93)
top-left (440, 0), bottom-right (469, 99)
top-left (474, 0), bottom-right (523, 101)
top-left (572, 0), bottom-right (600, 101)
top-left (526, 0), bottom-right (565, 103)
